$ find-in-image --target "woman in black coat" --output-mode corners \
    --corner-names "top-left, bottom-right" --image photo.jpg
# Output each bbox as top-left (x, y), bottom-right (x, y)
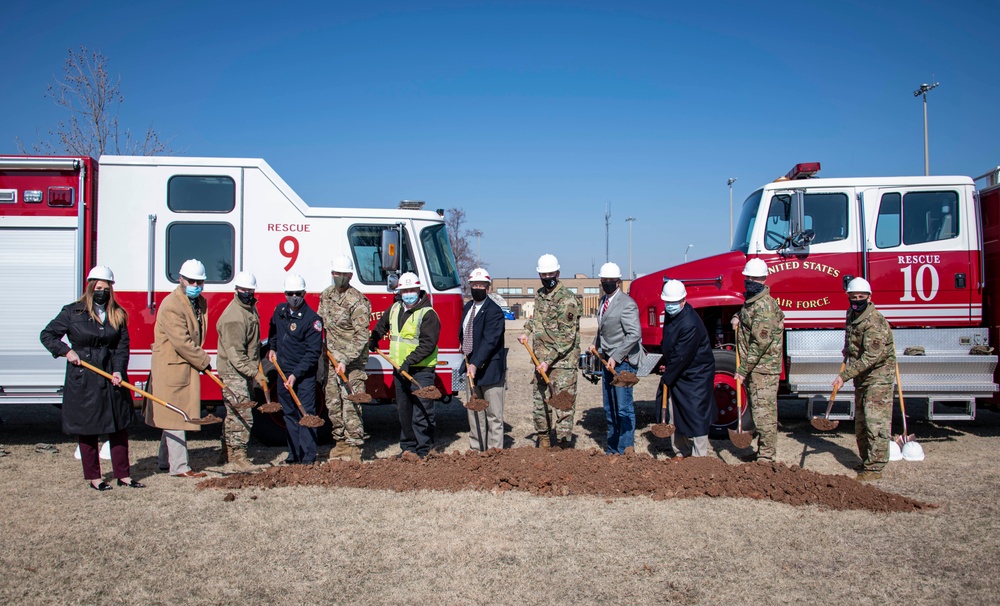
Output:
top-left (40, 266), bottom-right (143, 491)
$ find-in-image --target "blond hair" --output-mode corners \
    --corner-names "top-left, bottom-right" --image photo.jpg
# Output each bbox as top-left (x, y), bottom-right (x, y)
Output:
top-left (78, 280), bottom-right (128, 330)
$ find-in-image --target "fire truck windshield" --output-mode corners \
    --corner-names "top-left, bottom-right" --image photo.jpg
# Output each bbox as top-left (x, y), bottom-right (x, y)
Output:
top-left (731, 189), bottom-right (763, 253)
top-left (420, 224), bottom-right (461, 291)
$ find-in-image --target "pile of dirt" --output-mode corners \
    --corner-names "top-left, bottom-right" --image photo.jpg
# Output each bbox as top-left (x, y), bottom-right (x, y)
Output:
top-left (200, 448), bottom-right (934, 513)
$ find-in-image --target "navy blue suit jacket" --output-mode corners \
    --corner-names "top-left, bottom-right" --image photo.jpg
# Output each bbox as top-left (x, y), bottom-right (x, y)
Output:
top-left (459, 297), bottom-right (507, 386)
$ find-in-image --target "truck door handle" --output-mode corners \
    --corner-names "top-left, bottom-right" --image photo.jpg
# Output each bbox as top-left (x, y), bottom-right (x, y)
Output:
top-left (955, 273), bottom-right (966, 288)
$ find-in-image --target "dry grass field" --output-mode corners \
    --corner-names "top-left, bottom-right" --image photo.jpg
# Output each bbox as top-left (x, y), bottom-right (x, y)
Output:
top-left (1, 320), bottom-right (999, 604)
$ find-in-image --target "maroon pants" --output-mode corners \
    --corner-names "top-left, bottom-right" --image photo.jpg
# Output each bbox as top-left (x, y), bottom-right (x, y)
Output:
top-left (79, 430), bottom-right (130, 480)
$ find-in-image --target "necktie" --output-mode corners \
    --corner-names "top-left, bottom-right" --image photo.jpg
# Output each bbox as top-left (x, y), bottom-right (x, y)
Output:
top-left (462, 306), bottom-right (476, 355)
top-left (601, 297), bottom-right (609, 317)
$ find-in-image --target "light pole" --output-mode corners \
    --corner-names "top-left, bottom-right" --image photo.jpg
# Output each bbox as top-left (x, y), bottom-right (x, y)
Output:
top-left (625, 216), bottom-right (636, 279)
top-left (913, 82), bottom-right (939, 176)
top-left (684, 244), bottom-right (694, 263)
top-left (470, 229), bottom-right (483, 265)
top-left (727, 178), bottom-right (737, 242)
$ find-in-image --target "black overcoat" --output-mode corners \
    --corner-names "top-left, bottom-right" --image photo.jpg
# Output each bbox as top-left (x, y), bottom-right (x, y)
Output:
top-left (660, 304), bottom-right (716, 437)
top-left (458, 297), bottom-right (508, 386)
top-left (40, 302), bottom-right (133, 435)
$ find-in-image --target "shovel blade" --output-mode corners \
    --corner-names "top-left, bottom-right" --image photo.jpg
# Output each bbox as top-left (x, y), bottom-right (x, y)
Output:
top-left (728, 428), bottom-right (753, 449)
top-left (547, 390), bottom-right (575, 411)
top-left (299, 414), bottom-right (325, 428)
top-left (651, 423), bottom-right (675, 439)
top-left (192, 414), bottom-right (223, 425)
top-left (346, 393), bottom-right (373, 404)
top-left (611, 371), bottom-right (640, 387)
top-left (810, 417), bottom-right (839, 432)
top-left (464, 397), bottom-right (490, 412)
top-left (413, 386), bottom-right (443, 400)
top-left (259, 402), bottom-right (282, 414)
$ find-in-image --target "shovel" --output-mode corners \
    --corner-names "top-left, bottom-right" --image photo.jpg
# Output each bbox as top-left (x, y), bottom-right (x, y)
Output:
top-left (325, 350), bottom-right (373, 404)
top-left (375, 349), bottom-right (443, 400)
top-left (257, 362), bottom-right (282, 413)
top-left (78, 360), bottom-right (221, 425)
top-left (521, 340), bottom-right (574, 411)
top-left (461, 354), bottom-right (490, 412)
top-left (728, 343), bottom-right (753, 448)
top-left (203, 372), bottom-right (252, 433)
top-left (894, 361), bottom-right (916, 446)
top-left (650, 383), bottom-right (675, 438)
top-left (271, 358), bottom-right (325, 428)
top-left (811, 361), bottom-right (847, 431)
top-left (588, 345), bottom-right (639, 387)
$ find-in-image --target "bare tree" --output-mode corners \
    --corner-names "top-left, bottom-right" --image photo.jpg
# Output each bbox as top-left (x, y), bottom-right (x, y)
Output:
top-left (445, 208), bottom-right (486, 294)
top-left (16, 46), bottom-right (170, 157)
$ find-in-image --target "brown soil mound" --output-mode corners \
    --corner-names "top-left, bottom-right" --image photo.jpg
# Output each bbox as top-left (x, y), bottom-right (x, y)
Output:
top-left (413, 386), bottom-right (443, 399)
top-left (199, 448), bottom-right (934, 513)
top-left (611, 371), bottom-right (639, 387)
top-left (547, 391), bottom-right (574, 410)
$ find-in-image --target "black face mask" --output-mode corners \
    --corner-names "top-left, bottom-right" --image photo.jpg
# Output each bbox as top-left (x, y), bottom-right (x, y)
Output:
top-left (471, 288), bottom-right (488, 302)
top-left (541, 277), bottom-right (558, 290)
top-left (237, 291), bottom-right (256, 305)
top-left (850, 299), bottom-right (869, 313)
top-left (744, 279), bottom-right (765, 297)
top-left (601, 281), bottom-right (618, 295)
top-left (92, 290), bottom-right (109, 305)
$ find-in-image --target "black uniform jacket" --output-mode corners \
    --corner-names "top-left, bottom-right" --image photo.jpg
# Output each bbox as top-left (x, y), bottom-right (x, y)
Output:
top-left (268, 302), bottom-right (323, 379)
top-left (459, 296), bottom-right (507, 386)
top-left (660, 304), bottom-right (717, 437)
top-left (40, 301), bottom-right (134, 435)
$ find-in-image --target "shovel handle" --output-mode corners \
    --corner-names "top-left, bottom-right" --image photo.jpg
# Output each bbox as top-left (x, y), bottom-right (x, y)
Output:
top-left (522, 341), bottom-right (552, 385)
top-left (894, 361), bottom-right (908, 437)
top-left (462, 353), bottom-right (476, 390)
top-left (77, 359), bottom-right (195, 422)
top-left (325, 350), bottom-right (352, 388)
top-left (735, 342), bottom-right (743, 432)
top-left (589, 344), bottom-right (617, 376)
top-left (272, 358), bottom-right (309, 417)
top-left (660, 384), bottom-right (669, 424)
top-left (257, 362), bottom-right (272, 399)
top-left (825, 361), bottom-right (847, 419)
top-left (204, 370), bottom-right (242, 404)
top-left (375, 349), bottom-right (421, 388)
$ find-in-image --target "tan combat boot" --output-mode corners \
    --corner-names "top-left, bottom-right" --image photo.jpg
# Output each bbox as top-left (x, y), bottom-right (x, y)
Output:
top-left (329, 441), bottom-right (352, 460)
top-left (537, 432), bottom-right (552, 449)
top-left (229, 449), bottom-right (254, 472)
top-left (856, 470), bottom-right (883, 482)
top-left (347, 444), bottom-right (363, 462)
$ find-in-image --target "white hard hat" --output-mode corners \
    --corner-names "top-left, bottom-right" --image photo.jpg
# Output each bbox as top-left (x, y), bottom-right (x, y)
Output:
top-left (742, 258), bottom-right (768, 278)
top-left (599, 262), bottom-right (622, 279)
top-left (536, 254), bottom-right (560, 273)
top-left (179, 259), bottom-right (207, 281)
top-left (846, 277), bottom-right (872, 294)
top-left (397, 272), bottom-right (421, 290)
top-left (901, 440), bottom-right (925, 461)
top-left (889, 440), bottom-right (903, 461)
top-left (87, 266), bottom-right (115, 283)
top-left (330, 254), bottom-right (354, 273)
top-left (283, 274), bottom-right (306, 292)
top-left (469, 268), bottom-right (491, 284)
top-left (234, 271), bottom-right (257, 290)
top-left (660, 279), bottom-right (687, 302)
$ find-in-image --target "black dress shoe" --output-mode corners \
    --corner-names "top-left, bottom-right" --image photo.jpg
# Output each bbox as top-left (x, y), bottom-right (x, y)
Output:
top-left (116, 479), bottom-right (146, 488)
top-left (90, 481), bottom-right (113, 492)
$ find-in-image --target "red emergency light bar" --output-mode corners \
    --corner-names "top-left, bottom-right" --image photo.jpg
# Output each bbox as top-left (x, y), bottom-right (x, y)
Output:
top-left (785, 162), bottom-right (821, 180)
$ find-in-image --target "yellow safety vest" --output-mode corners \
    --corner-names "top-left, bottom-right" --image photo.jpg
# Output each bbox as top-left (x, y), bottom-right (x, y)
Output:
top-left (388, 303), bottom-right (438, 368)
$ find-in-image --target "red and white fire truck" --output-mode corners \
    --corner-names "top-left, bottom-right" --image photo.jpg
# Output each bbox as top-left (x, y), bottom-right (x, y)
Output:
top-left (629, 162), bottom-right (1000, 435)
top-left (0, 155), bottom-right (465, 441)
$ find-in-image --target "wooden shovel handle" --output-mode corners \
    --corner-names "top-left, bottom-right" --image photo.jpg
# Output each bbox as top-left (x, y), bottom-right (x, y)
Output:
top-left (257, 362), bottom-right (274, 404)
top-left (375, 349), bottom-right (421, 387)
top-left (325, 350), bottom-right (352, 386)
top-left (660, 384), bottom-right (669, 424)
top-left (204, 370), bottom-right (242, 404)
top-left (522, 341), bottom-right (552, 385)
top-left (825, 362), bottom-right (847, 418)
top-left (735, 342), bottom-right (743, 432)
top-left (78, 359), bottom-right (190, 420)
top-left (462, 354), bottom-right (476, 390)
top-left (589, 344), bottom-right (617, 376)
top-left (894, 361), bottom-right (908, 436)
top-left (272, 358), bottom-right (308, 416)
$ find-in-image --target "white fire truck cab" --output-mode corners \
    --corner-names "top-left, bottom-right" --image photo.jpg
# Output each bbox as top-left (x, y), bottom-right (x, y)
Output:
top-left (0, 155), bottom-right (465, 441)
top-left (629, 162), bottom-right (1000, 435)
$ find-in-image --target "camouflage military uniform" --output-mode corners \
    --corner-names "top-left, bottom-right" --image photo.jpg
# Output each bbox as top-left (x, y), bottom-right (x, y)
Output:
top-left (736, 285), bottom-right (784, 461)
top-left (216, 294), bottom-right (260, 459)
top-left (522, 281), bottom-right (581, 445)
top-left (318, 284), bottom-right (372, 447)
top-left (840, 303), bottom-right (896, 473)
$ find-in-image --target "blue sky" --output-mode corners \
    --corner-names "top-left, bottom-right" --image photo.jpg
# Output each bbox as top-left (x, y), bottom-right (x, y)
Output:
top-left (4, 1), bottom-right (998, 278)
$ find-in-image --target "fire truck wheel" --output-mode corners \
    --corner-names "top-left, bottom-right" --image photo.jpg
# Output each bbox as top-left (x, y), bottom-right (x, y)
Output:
top-left (709, 349), bottom-right (754, 440)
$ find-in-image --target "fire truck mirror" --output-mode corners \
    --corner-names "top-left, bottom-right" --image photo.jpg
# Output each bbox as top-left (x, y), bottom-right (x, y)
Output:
top-left (381, 229), bottom-right (400, 272)
top-left (386, 273), bottom-right (399, 291)
top-left (842, 274), bottom-right (855, 291)
top-left (790, 229), bottom-right (815, 249)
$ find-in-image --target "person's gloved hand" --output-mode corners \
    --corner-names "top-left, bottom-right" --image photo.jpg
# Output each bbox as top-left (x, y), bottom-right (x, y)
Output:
top-left (204, 362), bottom-right (212, 372)
top-left (400, 361), bottom-right (411, 375)
top-left (255, 369), bottom-right (267, 388)
top-left (368, 337), bottom-right (379, 353)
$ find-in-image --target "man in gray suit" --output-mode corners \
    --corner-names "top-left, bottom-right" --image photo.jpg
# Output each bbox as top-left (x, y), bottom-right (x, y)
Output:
top-left (592, 262), bottom-right (642, 454)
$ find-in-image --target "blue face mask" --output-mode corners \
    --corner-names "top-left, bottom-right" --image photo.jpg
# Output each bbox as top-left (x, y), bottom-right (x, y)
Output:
top-left (401, 292), bottom-right (419, 306)
top-left (185, 285), bottom-right (203, 299)
top-left (665, 302), bottom-right (682, 316)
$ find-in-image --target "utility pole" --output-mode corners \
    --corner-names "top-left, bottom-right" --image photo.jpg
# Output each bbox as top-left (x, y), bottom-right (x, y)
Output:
top-left (604, 202), bottom-right (611, 263)
top-left (625, 216), bottom-right (636, 279)
top-left (684, 244), bottom-right (693, 263)
top-left (727, 178), bottom-right (737, 242)
top-left (913, 82), bottom-right (939, 176)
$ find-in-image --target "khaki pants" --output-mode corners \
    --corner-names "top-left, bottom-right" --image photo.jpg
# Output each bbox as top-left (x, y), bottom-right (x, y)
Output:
top-left (466, 382), bottom-right (504, 450)
top-left (158, 430), bottom-right (191, 474)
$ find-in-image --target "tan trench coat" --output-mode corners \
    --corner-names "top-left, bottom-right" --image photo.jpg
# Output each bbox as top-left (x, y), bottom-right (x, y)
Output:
top-left (144, 285), bottom-right (211, 431)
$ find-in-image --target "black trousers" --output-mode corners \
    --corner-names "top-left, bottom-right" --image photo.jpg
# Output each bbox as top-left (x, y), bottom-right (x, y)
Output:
top-left (279, 375), bottom-right (317, 464)
top-left (395, 367), bottom-right (436, 457)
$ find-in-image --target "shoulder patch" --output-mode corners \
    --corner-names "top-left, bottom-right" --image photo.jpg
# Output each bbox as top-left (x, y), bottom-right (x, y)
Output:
top-left (870, 338), bottom-right (882, 351)
top-left (313, 319), bottom-right (323, 332)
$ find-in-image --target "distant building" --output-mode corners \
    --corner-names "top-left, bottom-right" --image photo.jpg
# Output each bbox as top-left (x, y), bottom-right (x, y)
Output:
top-left (488, 275), bottom-right (634, 318)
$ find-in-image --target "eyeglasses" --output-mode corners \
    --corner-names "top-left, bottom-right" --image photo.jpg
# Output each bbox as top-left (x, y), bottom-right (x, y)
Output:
top-left (285, 291), bottom-right (305, 297)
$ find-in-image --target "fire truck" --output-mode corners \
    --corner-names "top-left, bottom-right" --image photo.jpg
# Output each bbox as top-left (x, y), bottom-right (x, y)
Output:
top-left (629, 162), bottom-right (1000, 436)
top-left (0, 155), bottom-right (465, 442)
